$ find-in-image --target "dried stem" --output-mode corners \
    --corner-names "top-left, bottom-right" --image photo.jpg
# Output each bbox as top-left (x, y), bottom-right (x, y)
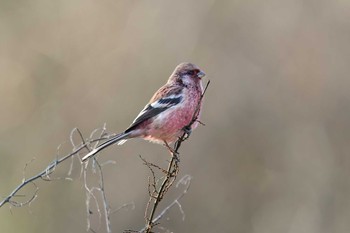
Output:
top-left (83, 124), bottom-right (115, 233)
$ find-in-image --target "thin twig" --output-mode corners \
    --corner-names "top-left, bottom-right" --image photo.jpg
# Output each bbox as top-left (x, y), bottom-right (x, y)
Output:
top-left (94, 160), bottom-right (112, 233)
top-left (83, 124), bottom-right (114, 233)
top-left (138, 175), bottom-right (192, 233)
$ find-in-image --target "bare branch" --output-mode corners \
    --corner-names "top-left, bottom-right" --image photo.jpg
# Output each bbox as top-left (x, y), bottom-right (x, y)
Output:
top-left (83, 124), bottom-right (115, 233)
top-left (0, 127), bottom-right (111, 208)
top-left (139, 175), bottom-right (192, 233)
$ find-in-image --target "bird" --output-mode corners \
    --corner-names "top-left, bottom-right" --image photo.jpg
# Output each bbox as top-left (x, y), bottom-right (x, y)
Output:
top-left (82, 62), bottom-right (205, 162)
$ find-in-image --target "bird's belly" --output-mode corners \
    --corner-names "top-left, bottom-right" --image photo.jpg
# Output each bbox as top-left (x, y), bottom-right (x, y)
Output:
top-left (144, 106), bottom-right (197, 143)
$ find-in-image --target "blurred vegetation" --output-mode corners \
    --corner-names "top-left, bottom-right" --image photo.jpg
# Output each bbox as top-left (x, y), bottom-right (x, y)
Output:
top-left (1, 0), bottom-right (350, 232)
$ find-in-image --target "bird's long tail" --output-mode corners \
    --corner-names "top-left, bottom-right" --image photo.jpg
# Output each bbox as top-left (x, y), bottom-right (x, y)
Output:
top-left (82, 132), bottom-right (131, 162)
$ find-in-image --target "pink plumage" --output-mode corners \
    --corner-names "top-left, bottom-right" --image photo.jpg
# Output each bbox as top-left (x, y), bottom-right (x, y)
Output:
top-left (82, 62), bottom-right (205, 161)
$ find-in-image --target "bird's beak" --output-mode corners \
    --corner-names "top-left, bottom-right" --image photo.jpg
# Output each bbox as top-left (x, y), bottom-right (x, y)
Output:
top-left (197, 70), bottom-right (206, 79)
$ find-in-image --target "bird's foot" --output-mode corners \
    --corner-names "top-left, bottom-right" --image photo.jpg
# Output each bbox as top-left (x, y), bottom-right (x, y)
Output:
top-left (182, 126), bottom-right (192, 140)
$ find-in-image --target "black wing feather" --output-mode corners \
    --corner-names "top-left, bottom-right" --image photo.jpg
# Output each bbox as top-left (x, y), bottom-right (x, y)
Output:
top-left (124, 96), bottom-right (182, 133)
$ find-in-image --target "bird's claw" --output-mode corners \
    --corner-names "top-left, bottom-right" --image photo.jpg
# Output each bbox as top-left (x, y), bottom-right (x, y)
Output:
top-left (182, 126), bottom-right (192, 140)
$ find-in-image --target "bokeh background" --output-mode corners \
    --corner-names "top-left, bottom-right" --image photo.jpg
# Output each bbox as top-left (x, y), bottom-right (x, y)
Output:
top-left (1, 0), bottom-right (350, 232)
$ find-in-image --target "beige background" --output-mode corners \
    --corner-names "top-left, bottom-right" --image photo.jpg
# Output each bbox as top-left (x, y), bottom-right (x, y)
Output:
top-left (1, 0), bottom-right (350, 232)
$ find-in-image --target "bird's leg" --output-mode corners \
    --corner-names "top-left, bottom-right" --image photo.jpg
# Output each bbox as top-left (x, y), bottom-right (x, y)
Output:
top-left (182, 126), bottom-right (192, 140)
top-left (163, 140), bottom-right (180, 162)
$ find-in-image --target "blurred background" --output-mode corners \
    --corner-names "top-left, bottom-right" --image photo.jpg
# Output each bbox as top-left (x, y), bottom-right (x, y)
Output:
top-left (1, 0), bottom-right (350, 232)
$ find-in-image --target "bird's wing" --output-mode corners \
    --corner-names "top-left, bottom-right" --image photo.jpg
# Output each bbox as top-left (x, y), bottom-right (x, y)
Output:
top-left (124, 85), bottom-right (183, 133)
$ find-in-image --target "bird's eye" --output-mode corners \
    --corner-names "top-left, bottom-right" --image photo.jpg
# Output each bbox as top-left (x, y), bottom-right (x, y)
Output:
top-left (187, 70), bottom-right (195, 75)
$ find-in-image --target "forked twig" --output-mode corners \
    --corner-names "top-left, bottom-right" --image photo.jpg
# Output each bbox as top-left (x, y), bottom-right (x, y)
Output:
top-left (83, 124), bottom-right (115, 233)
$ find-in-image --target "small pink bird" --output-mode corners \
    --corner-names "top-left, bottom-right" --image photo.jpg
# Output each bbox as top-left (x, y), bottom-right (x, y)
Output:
top-left (82, 62), bottom-right (205, 162)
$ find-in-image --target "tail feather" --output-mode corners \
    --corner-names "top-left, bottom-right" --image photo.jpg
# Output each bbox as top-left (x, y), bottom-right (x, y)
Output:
top-left (82, 132), bottom-right (130, 162)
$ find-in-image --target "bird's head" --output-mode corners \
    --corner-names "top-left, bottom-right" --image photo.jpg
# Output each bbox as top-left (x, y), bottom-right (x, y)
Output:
top-left (169, 62), bottom-right (205, 86)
